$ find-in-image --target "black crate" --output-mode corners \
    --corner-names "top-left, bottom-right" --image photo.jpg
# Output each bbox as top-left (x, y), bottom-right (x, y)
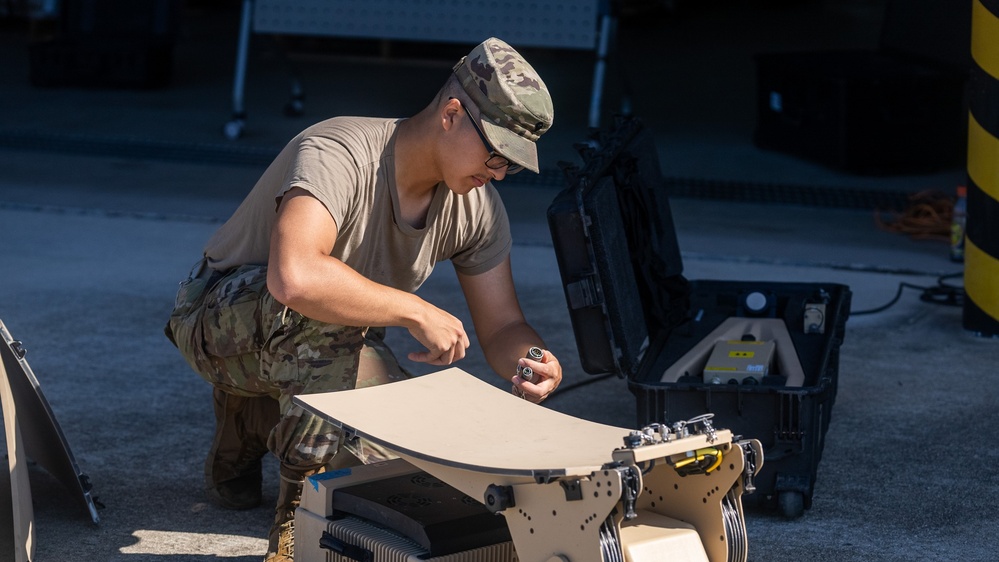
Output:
top-left (631, 280), bottom-right (851, 518)
top-left (29, 37), bottom-right (174, 89)
top-left (60, 0), bottom-right (181, 40)
top-left (28, 0), bottom-right (180, 89)
top-left (549, 116), bottom-right (851, 518)
top-left (753, 49), bottom-right (967, 175)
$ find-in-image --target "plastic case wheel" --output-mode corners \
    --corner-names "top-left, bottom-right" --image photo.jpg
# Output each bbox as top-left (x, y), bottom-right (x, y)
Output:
top-left (778, 491), bottom-right (805, 519)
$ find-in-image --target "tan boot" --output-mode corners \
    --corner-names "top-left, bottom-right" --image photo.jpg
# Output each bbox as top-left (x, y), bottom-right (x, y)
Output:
top-left (263, 469), bottom-right (306, 562)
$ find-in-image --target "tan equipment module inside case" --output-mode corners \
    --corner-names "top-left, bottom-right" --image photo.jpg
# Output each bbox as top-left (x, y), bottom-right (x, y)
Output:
top-left (703, 340), bottom-right (776, 385)
top-left (294, 368), bottom-right (763, 562)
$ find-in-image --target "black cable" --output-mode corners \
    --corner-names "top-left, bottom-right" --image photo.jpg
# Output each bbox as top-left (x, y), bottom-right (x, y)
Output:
top-left (544, 372), bottom-right (616, 402)
top-left (851, 272), bottom-right (964, 316)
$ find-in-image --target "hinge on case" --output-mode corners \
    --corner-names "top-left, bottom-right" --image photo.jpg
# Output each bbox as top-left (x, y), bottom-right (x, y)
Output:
top-left (10, 340), bottom-right (26, 360)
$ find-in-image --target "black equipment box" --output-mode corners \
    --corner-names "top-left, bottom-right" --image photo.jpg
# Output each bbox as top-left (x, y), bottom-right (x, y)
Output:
top-left (631, 281), bottom-right (850, 519)
top-left (29, 39), bottom-right (175, 89)
top-left (548, 116), bottom-right (851, 518)
top-left (29, 0), bottom-right (181, 89)
top-left (753, 50), bottom-right (967, 175)
top-left (753, 0), bottom-right (970, 175)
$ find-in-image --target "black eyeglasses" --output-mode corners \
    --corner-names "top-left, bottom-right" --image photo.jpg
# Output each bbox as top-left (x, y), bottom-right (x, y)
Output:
top-left (454, 100), bottom-right (524, 175)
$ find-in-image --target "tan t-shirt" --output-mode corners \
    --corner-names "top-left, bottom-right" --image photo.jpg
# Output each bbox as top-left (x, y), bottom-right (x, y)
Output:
top-left (204, 117), bottom-right (512, 293)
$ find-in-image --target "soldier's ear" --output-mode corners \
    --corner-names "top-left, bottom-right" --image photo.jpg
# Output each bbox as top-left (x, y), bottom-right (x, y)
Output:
top-left (441, 97), bottom-right (462, 132)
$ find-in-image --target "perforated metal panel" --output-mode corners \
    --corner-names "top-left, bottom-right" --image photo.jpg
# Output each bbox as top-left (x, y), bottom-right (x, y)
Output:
top-left (253, 0), bottom-right (599, 50)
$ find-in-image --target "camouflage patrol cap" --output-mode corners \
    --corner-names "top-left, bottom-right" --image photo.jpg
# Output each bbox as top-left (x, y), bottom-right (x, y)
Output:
top-left (453, 37), bottom-right (554, 174)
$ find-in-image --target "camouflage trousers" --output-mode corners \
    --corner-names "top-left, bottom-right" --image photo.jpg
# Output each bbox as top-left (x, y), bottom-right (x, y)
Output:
top-left (165, 259), bottom-right (409, 473)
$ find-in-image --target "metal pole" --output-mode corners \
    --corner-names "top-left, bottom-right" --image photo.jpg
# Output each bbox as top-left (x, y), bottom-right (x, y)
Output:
top-left (964, 0), bottom-right (999, 337)
top-left (588, 13), bottom-right (614, 129)
top-left (224, 0), bottom-right (255, 139)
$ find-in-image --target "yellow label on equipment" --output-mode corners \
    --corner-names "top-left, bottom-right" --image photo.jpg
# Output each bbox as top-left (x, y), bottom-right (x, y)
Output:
top-left (704, 339), bottom-right (776, 384)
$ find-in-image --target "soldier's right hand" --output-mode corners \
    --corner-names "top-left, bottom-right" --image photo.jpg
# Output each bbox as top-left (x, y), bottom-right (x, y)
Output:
top-left (406, 304), bottom-right (470, 366)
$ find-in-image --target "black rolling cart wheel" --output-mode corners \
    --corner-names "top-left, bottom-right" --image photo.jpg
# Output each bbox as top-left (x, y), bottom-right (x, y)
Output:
top-left (778, 491), bottom-right (805, 519)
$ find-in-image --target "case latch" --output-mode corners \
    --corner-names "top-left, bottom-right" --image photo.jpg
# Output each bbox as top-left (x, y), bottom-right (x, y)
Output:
top-left (566, 275), bottom-right (601, 309)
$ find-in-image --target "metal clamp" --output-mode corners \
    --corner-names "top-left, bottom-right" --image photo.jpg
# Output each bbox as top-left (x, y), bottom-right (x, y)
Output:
top-left (739, 441), bottom-right (758, 495)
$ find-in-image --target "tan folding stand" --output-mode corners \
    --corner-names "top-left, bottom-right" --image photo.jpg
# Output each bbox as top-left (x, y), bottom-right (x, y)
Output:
top-left (0, 319), bottom-right (101, 562)
top-left (296, 368), bottom-right (763, 562)
top-left (0, 346), bottom-right (34, 562)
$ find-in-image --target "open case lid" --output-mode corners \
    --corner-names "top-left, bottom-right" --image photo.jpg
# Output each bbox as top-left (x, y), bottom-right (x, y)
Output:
top-left (0, 319), bottom-right (100, 527)
top-left (549, 116), bottom-right (688, 378)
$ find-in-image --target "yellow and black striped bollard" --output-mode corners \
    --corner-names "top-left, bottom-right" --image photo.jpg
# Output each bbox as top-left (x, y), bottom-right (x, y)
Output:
top-left (965, 0), bottom-right (999, 337)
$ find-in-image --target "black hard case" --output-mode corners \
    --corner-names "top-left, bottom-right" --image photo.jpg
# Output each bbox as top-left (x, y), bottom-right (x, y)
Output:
top-left (631, 281), bottom-right (850, 518)
top-left (547, 117), bottom-right (851, 518)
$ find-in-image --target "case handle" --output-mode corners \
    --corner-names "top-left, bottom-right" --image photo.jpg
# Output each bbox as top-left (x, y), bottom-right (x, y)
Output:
top-left (320, 530), bottom-right (373, 562)
top-left (567, 275), bottom-right (601, 309)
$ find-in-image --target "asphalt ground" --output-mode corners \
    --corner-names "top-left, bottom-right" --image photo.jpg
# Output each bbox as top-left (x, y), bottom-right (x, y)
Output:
top-left (2, 147), bottom-right (996, 562)
top-left (2, 2), bottom-right (996, 561)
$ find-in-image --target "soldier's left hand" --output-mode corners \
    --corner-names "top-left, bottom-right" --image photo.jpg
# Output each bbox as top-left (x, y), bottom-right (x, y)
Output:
top-left (511, 348), bottom-right (561, 404)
